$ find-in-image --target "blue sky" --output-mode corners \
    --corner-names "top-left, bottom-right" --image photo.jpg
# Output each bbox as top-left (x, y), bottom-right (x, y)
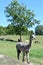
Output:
top-left (0, 0), bottom-right (43, 28)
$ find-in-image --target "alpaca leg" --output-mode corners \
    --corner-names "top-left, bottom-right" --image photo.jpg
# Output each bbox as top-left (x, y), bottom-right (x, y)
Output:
top-left (17, 50), bottom-right (21, 60)
top-left (22, 51), bottom-right (25, 61)
top-left (26, 52), bottom-right (30, 64)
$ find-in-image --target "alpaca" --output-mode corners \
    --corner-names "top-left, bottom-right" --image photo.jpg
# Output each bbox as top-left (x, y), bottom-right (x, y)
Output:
top-left (16, 35), bottom-right (35, 63)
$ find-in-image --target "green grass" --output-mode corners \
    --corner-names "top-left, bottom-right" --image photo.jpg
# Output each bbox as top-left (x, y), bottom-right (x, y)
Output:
top-left (0, 35), bottom-right (43, 65)
top-left (0, 41), bottom-right (17, 58)
top-left (30, 35), bottom-right (43, 65)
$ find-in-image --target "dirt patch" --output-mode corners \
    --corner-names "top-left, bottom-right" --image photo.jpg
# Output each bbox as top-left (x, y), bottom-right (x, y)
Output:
top-left (0, 55), bottom-right (40, 65)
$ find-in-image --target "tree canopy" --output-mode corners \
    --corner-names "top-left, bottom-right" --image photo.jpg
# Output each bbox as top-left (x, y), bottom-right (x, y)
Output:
top-left (5, 0), bottom-right (40, 41)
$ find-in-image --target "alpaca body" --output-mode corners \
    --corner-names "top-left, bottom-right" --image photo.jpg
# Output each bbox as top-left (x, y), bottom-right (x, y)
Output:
top-left (16, 42), bottom-right (31, 52)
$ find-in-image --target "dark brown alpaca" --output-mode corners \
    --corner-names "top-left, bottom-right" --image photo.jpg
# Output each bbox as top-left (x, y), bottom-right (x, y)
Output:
top-left (16, 35), bottom-right (35, 63)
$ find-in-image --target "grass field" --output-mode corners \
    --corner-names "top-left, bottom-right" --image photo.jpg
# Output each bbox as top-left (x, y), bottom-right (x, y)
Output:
top-left (0, 35), bottom-right (43, 65)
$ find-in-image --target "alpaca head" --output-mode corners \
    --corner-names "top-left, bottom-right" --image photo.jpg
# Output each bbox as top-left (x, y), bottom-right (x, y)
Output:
top-left (31, 35), bottom-right (35, 39)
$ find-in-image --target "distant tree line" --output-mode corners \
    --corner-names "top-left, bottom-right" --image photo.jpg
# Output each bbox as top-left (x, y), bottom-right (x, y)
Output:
top-left (0, 24), bottom-right (34, 35)
top-left (35, 25), bottom-right (43, 35)
top-left (0, 24), bottom-right (43, 35)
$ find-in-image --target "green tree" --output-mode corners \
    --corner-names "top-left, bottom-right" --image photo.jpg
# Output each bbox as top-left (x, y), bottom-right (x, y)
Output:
top-left (35, 25), bottom-right (43, 35)
top-left (6, 24), bottom-right (15, 35)
top-left (15, 26), bottom-right (28, 35)
top-left (0, 26), bottom-right (6, 35)
top-left (5, 0), bottom-right (40, 41)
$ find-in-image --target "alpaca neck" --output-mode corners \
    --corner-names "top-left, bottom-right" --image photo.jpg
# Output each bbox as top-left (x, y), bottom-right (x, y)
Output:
top-left (28, 35), bottom-right (32, 47)
top-left (26, 36), bottom-right (32, 50)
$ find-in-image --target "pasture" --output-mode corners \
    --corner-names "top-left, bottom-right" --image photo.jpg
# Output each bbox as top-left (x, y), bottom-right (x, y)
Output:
top-left (0, 35), bottom-right (43, 65)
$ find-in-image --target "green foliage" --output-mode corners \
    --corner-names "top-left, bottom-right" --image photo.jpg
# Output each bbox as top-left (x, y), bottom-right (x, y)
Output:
top-left (0, 26), bottom-right (6, 35)
top-left (35, 25), bottom-right (43, 35)
top-left (6, 24), bottom-right (15, 35)
top-left (15, 26), bottom-right (29, 35)
top-left (0, 25), bottom-right (34, 35)
top-left (0, 25), bottom-right (15, 35)
top-left (5, 0), bottom-right (40, 40)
